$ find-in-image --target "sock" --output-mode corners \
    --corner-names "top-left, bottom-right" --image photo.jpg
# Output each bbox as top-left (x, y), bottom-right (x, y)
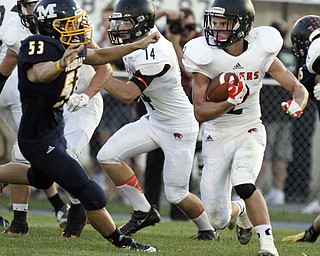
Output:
top-left (255, 224), bottom-right (274, 239)
top-left (306, 224), bottom-right (320, 242)
top-left (104, 228), bottom-right (125, 246)
top-left (116, 174), bottom-right (150, 212)
top-left (191, 208), bottom-right (214, 231)
top-left (47, 193), bottom-right (65, 212)
top-left (13, 210), bottom-right (27, 222)
top-left (12, 203), bottom-right (28, 212)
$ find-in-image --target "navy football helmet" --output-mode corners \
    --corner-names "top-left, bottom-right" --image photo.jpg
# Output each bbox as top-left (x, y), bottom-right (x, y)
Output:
top-left (108, 0), bottom-right (156, 45)
top-left (33, 0), bottom-right (92, 45)
top-left (204, 0), bottom-right (255, 48)
top-left (291, 15), bottom-right (320, 63)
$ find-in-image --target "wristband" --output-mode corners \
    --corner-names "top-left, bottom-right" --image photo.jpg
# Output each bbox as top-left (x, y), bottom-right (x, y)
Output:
top-left (55, 60), bottom-right (64, 72)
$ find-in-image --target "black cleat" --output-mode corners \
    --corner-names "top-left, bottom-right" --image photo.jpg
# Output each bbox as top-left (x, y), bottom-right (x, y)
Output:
top-left (192, 230), bottom-right (220, 241)
top-left (236, 224), bottom-right (253, 245)
top-left (2, 220), bottom-right (28, 235)
top-left (282, 229), bottom-right (318, 243)
top-left (116, 235), bottom-right (156, 252)
top-left (61, 203), bottom-right (86, 238)
top-left (119, 205), bottom-right (161, 236)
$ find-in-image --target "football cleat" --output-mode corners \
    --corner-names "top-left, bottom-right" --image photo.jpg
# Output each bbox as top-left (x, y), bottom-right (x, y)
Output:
top-left (2, 220), bottom-right (29, 235)
top-left (236, 224), bottom-right (253, 245)
top-left (0, 216), bottom-right (9, 227)
top-left (55, 204), bottom-right (70, 228)
top-left (116, 235), bottom-right (157, 252)
top-left (119, 205), bottom-right (161, 236)
top-left (282, 229), bottom-right (318, 243)
top-left (191, 230), bottom-right (220, 241)
top-left (61, 203), bottom-right (86, 238)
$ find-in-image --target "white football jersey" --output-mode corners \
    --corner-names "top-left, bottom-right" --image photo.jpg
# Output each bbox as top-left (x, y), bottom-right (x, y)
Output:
top-left (183, 26), bottom-right (282, 128)
top-left (306, 37), bottom-right (320, 74)
top-left (123, 26), bottom-right (196, 131)
top-left (0, 1), bottom-right (20, 61)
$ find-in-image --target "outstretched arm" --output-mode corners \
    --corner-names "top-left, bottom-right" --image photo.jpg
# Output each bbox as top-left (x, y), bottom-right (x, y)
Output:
top-left (85, 32), bottom-right (160, 65)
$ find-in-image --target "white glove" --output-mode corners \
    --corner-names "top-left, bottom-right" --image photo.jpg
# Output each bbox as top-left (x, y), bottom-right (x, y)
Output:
top-left (227, 74), bottom-right (248, 105)
top-left (313, 83), bottom-right (320, 101)
top-left (281, 100), bottom-right (303, 118)
top-left (67, 93), bottom-right (89, 112)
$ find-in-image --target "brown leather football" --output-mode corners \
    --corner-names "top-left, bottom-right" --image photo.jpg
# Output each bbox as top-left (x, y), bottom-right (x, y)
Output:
top-left (206, 72), bottom-right (238, 102)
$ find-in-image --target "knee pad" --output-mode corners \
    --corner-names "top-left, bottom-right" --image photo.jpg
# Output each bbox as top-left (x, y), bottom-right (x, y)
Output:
top-left (165, 185), bottom-right (189, 204)
top-left (234, 183), bottom-right (256, 200)
top-left (75, 180), bottom-right (106, 210)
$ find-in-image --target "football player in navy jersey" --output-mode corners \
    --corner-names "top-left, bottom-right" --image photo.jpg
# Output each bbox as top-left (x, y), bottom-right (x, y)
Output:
top-left (0, 0), bottom-right (159, 252)
top-left (183, 0), bottom-right (308, 255)
top-left (282, 15), bottom-right (320, 244)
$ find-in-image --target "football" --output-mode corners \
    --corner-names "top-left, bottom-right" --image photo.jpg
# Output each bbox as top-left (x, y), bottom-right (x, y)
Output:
top-left (206, 72), bottom-right (238, 102)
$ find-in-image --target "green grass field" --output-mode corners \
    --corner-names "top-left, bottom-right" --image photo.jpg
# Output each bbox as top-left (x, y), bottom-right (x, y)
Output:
top-left (0, 195), bottom-right (318, 256)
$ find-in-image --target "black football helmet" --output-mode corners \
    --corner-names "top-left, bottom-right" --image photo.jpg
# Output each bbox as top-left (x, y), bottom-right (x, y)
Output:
top-left (17, 0), bottom-right (39, 34)
top-left (108, 0), bottom-right (156, 45)
top-left (33, 0), bottom-right (92, 45)
top-left (204, 0), bottom-right (255, 48)
top-left (291, 15), bottom-right (320, 64)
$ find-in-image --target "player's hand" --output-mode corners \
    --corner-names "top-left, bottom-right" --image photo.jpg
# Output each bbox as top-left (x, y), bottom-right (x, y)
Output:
top-left (313, 83), bottom-right (320, 101)
top-left (135, 32), bottom-right (160, 49)
top-left (227, 74), bottom-right (247, 105)
top-left (281, 100), bottom-right (303, 118)
top-left (61, 44), bottom-right (84, 68)
top-left (67, 93), bottom-right (89, 112)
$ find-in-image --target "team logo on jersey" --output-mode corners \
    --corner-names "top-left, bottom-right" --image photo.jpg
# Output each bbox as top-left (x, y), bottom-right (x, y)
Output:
top-left (205, 135), bottom-right (213, 142)
top-left (46, 146), bottom-right (55, 154)
top-left (36, 4), bottom-right (57, 20)
top-left (233, 63), bottom-right (243, 70)
top-left (173, 133), bottom-right (183, 140)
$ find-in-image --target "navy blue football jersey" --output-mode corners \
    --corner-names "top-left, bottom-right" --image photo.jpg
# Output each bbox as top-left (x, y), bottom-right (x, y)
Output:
top-left (17, 34), bottom-right (83, 139)
top-left (298, 64), bottom-right (320, 118)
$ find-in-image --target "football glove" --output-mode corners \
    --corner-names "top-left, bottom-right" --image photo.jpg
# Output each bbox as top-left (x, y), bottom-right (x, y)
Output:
top-left (313, 83), bottom-right (320, 101)
top-left (227, 74), bottom-right (247, 105)
top-left (281, 100), bottom-right (302, 118)
top-left (67, 93), bottom-right (89, 112)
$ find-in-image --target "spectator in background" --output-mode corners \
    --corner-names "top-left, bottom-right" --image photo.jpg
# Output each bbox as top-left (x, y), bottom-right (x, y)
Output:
top-left (142, 7), bottom-right (202, 220)
top-left (256, 19), bottom-right (295, 206)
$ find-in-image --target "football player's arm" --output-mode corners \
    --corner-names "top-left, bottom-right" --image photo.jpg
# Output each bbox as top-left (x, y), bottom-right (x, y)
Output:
top-left (81, 41), bottom-right (113, 99)
top-left (28, 44), bottom-right (84, 83)
top-left (268, 58), bottom-right (309, 110)
top-left (192, 72), bottom-right (234, 123)
top-left (104, 77), bottom-right (140, 104)
top-left (0, 48), bottom-right (17, 93)
top-left (85, 32), bottom-right (160, 65)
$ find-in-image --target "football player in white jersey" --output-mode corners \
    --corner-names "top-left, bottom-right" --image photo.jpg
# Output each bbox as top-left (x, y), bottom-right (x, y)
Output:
top-left (182, 0), bottom-right (308, 255)
top-left (96, 0), bottom-right (218, 240)
top-left (282, 15), bottom-right (320, 244)
top-left (0, 0), bottom-right (108, 237)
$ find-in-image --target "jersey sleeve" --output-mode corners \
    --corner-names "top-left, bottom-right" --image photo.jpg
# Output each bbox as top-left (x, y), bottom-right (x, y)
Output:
top-left (307, 38), bottom-right (320, 74)
top-left (252, 26), bottom-right (283, 72)
top-left (19, 35), bottom-right (64, 65)
top-left (182, 37), bottom-right (214, 76)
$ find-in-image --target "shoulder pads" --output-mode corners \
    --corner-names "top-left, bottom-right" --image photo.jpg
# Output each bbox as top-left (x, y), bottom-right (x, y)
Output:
top-left (249, 26), bottom-right (283, 54)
